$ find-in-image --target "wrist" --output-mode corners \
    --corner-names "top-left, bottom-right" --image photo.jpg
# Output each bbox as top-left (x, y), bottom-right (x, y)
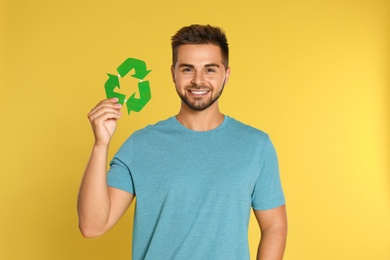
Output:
top-left (92, 142), bottom-right (110, 151)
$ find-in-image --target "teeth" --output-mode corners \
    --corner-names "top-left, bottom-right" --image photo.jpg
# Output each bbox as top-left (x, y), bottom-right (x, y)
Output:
top-left (190, 90), bottom-right (208, 94)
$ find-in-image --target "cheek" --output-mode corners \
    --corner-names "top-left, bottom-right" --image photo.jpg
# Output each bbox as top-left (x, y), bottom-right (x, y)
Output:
top-left (206, 76), bottom-right (224, 86)
top-left (176, 75), bottom-right (192, 85)
top-left (174, 78), bottom-right (187, 90)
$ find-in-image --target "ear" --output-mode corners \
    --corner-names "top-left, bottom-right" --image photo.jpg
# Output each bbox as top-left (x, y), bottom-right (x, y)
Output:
top-left (171, 65), bottom-right (176, 83)
top-left (224, 67), bottom-right (231, 84)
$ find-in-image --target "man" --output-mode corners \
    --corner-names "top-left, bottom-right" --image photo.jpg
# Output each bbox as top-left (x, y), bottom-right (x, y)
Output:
top-left (78, 24), bottom-right (287, 259)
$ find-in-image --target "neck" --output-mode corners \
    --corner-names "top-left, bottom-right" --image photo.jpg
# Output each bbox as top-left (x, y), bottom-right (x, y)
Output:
top-left (176, 103), bottom-right (224, 131)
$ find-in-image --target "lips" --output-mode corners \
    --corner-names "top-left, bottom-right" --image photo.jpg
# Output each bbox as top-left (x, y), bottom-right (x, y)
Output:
top-left (187, 89), bottom-right (210, 95)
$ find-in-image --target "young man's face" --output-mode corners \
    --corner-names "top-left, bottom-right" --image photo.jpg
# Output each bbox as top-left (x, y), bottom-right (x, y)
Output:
top-left (171, 44), bottom-right (230, 111)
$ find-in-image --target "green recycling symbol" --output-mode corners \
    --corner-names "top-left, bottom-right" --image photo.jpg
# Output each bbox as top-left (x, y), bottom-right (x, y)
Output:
top-left (105, 58), bottom-right (152, 114)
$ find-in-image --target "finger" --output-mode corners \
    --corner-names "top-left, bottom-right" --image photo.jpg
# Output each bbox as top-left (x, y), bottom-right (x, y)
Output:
top-left (88, 100), bottom-right (122, 119)
top-left (88, 98), bottom-right (121, 116)
top-left (89, 107), bottom-right (122, 124)
top-left (94, 111), bottom-right (122, 123)
top-left (90, 113), bottom-right (122, 132)
top-left (89, 98), bottom-right (120, 115)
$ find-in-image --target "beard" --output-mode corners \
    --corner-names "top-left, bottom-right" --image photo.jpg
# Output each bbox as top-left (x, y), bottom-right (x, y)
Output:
top-left (176, 82), bottom-right (225, 111)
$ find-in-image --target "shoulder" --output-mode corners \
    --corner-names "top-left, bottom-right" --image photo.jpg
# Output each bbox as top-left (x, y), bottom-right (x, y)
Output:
top-left (115, 117), bottom-right (175, 154)
top-left (126, 117), bottom-right (178, 144)
top-left (225, 116), bottom-right (270, 142)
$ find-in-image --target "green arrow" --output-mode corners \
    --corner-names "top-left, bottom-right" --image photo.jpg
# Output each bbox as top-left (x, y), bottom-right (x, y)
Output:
top-left (104, 74), bottom-right (126, 105)
top-left (117, 58), bottom-right (152, 80)
top-left (126, 80), bottom-right (151, 114)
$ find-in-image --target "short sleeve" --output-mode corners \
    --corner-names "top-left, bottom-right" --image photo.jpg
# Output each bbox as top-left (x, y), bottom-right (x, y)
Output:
top-left (251, 136), bottom-right (285, 210)
top-left (107, 137), bottom-right (135, 195)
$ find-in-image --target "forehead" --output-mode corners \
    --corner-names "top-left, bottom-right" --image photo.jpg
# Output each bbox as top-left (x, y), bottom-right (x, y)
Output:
top-left (176, 44), bottom-right (223, 65)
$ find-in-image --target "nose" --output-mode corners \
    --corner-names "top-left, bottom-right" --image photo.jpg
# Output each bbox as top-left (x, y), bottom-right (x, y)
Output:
top-left (191, 71), bottom-right (205, 86)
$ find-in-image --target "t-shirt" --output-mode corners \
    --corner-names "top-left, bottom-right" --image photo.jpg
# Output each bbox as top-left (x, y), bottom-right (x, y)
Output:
top-left (107, 115), bottom-right (285, 259)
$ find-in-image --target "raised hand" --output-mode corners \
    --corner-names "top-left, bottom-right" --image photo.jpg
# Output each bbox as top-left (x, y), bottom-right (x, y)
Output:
top-left (87, 98), bottom-right (122, 145)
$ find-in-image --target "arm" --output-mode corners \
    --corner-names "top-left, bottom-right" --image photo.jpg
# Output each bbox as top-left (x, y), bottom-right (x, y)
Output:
top-left (77, 98), bottom-right (134, 238)
top-left (254, 205), bottom-right (288, 260)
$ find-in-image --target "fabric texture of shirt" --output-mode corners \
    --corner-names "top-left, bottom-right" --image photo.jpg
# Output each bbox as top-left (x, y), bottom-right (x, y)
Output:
top-left (107, 115), bottom-right (285, 259)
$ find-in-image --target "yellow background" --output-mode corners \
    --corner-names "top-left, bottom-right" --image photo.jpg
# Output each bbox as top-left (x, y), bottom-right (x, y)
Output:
top-left (1, 0), bottom-right (389, 259)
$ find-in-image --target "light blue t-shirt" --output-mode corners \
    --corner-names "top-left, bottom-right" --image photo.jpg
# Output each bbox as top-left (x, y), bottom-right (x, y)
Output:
top-left (107, 116), bottom-right (285, 259)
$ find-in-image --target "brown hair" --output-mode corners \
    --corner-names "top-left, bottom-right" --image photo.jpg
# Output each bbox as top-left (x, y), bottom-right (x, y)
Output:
top-left (171, 24), bottom-right (229, 68)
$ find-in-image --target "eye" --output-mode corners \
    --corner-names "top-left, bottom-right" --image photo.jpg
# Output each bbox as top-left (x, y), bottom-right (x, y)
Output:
top-left (205, 68), bottom-right (216, 73)
top-left (181, 67), bottom-right (193, 73)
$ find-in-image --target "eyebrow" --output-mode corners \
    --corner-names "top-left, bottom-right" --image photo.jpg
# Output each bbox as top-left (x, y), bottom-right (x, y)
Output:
top-left (178, 63), bottom-right (220, 68)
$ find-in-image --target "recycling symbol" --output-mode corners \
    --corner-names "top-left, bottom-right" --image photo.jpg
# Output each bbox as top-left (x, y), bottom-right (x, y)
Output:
top-left (105, 58), bottom-right (152, 115)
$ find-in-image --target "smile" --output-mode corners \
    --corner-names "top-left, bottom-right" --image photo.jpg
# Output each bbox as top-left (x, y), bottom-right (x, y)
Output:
top-left (188, 89), bottom-right (210, 95)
